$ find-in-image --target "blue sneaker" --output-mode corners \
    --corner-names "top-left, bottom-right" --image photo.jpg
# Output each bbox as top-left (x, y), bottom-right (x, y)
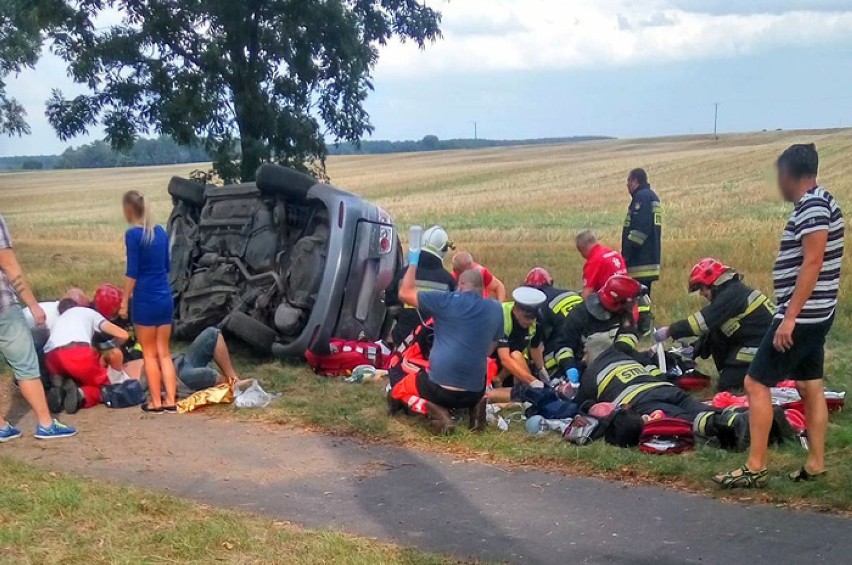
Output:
top-left (34, 419), bottom-right (77, 440)
top-left (0, 423), bottom-right (22, 443)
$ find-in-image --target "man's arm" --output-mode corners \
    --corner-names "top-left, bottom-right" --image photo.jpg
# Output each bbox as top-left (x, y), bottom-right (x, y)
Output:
top-left (0, 249), bottom-right (45, 324)
top-left (530, 343), bottom-right (545, 373)
top-left (497, 347), bottom-right (536, 384)
top-left (774, 230), bottom-right (827, 351)
top-left (100, 320), bottom-right (130, 344)
top-left (668, 296), bottom-right (741, 340)
top-left (553, 310), bottom-right (584, 373)
top-left (487, 276), bottom-right (506, 302)
top-left (624, 194), bottom-right (651, 259)
top-left (398, 263), bottom-right (420, 308)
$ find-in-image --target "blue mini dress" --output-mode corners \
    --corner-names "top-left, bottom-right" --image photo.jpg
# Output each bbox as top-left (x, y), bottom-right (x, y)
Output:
top-left (125, 225), bottom-right (174, 327)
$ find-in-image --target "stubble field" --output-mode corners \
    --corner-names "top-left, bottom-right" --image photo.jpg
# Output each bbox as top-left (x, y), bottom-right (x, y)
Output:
top-left (2, 128), bottom-right (852, 511)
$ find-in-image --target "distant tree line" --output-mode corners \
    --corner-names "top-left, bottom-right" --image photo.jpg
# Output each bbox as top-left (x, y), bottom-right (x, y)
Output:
top-left (1, 134), bottom-right (614, 171)
top-left (328, 134), bottom-right (613, 155)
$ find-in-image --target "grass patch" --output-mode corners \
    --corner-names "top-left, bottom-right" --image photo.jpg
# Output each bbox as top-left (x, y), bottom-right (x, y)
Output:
top-left (0, 457), bottom-right (464, 565)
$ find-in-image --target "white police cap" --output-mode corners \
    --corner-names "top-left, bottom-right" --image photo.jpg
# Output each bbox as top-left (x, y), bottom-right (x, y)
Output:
top-left (512, 286), bottom-right (546, 310)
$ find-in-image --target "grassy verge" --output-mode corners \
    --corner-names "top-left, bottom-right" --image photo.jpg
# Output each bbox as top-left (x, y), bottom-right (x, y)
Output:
top-left (0, 457), bottom-right (463, 565)
top-left (232, 352), bottom-right (851, 514)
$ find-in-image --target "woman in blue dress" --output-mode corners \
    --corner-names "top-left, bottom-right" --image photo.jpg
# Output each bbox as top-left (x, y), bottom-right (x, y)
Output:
top-left (119, 190), bottom-right (178, 412)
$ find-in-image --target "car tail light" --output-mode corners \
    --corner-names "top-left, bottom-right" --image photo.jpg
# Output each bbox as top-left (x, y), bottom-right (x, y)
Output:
top-left (378, 226), bottom-right (393, 254)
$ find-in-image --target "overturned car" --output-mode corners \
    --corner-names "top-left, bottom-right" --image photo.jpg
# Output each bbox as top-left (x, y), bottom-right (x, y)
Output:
top-left (166, 164), bottom-right (400, 359)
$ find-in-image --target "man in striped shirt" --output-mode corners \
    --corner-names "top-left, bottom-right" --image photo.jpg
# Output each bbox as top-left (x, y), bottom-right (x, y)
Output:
top-left (716, 143), bottom-right (844, 489)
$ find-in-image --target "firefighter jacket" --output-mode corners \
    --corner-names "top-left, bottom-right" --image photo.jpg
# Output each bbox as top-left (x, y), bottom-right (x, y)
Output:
top-left (552, 294), bottom-right (636, 373)
top-left (621, 184), bottom-right (662, 281)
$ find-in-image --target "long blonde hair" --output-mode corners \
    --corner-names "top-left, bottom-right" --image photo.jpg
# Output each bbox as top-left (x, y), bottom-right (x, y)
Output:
top-left (122, 190), bottom-right (154, 243)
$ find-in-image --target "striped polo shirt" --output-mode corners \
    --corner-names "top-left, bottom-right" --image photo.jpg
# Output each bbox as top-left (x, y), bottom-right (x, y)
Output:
top-left (773, 186), bottom-right (844, 323)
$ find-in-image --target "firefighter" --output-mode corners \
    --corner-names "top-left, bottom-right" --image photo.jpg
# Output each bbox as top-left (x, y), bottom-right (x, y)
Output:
top-left (576, 230), bottom-right (627, 298)
top-left (386, 225), bottom-right (456, 346)
top-left (451, 251), bottom-right (506, 301)
top-left (621, 168), bottom-right (662, 294)
top-left (523, 267), bottom-right (583, 377)
top-left (654, 258), bottom-right (775, 392)
top-left (552, 274), bottom-right (642, 384)
top-left (575, 329), bottom-right (752, 450)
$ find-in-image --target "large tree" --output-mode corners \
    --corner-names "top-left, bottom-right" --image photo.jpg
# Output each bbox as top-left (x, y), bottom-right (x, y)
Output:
top-left (0, 0), bottom-right (73, 135)
top-left (45, 0), bottom-right (441, 181)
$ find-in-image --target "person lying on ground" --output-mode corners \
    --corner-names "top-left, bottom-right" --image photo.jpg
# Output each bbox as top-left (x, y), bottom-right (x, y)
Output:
top-left (385, 225), bottom-right (456, 346)
top-left (575, 230), bottom-right (628, 299)
top-left (522, 267), bottom-right (582, 377)
top-left (654, 258), bottom-right (775, 392)
top-left (22, 287), bottom-right (90, 331)
top-left (487, 286), bottom-right (548, 404)
top-left (0, 215), bottom-right (77, 442)
top-left (390, 246), bottom-right (503, 435)
top-left (44, 298), bottom-right (129, 414)
top-left (124, 326), bottom-right (244, 398)
top-left (451, 251), bottom-right (506, 301)
top-left (552, 274), bottom-right (642, 384)
top-left (577, 329), bottom-right (752, 450)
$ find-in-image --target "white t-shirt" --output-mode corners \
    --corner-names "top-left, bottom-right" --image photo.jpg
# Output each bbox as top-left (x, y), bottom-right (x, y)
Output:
top-left (43, 307), bottom-right (107, 353)
top-left (23, 301), bottom-right (60, 330)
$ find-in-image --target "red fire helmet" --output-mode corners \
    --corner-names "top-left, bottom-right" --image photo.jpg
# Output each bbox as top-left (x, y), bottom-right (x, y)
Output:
top-left (93, 283), bottom-right (123, 319)
top-left (598, 274), bottom-right (641, 313)
top-left (524, 267), bottom-right (553, 288)
top-left (688, 258), bottom-right (731, 292)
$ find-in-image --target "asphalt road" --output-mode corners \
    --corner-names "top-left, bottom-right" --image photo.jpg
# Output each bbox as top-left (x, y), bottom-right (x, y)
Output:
top-left (5, 408), bottom-right (850, 564)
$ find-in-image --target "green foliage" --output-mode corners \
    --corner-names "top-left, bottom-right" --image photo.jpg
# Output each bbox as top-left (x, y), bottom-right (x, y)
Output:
top-left (330, 135), bottom-right (613, 155)
top-left (21, 159), bottom-right (44, 169)
top-left (0, 0), bottom-right (74, 135)
top-left (53, 136), bottom-right (210, 169)
top-left (43, 0), bottom-right (443, 182)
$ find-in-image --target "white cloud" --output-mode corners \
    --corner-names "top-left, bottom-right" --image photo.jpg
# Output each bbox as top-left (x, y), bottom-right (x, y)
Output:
top-left (375, 0), bottom-right (852, 76)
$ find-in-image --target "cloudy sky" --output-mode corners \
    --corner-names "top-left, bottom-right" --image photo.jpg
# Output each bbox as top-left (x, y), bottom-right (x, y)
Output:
top-left (3, 0), bottom-right (852, 156)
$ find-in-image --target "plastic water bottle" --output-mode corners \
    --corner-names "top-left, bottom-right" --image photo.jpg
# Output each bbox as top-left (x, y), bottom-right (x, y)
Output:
top-left (408, 225), bottom-right (422, 253)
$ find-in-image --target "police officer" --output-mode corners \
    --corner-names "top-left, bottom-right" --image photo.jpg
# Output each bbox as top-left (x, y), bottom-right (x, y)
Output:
top-left (386, 225), bottom-right (456, 345)
top-left (621, 168), bottom-right (662, 294)
top-left (488, 286), bottom-right (548, 403)
top-left (552, 274), bottom-right (642, 384)
top-left (654, 258), bottom-right (775, 392)
top-left (523, 267), bottom-right (582, 377)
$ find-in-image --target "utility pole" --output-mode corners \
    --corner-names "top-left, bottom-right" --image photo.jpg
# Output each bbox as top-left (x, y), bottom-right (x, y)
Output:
top-left (713, 102), bottom-right (719, 140)
top-left (472, 121), bottom-right (478, 141)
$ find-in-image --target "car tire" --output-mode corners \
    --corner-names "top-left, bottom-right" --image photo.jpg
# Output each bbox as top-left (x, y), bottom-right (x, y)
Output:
top-left (255, 163), bottom-right (316, 200)
top-left (167, 176), bottom-right (208, 206)
top-left (224, 311), bottom-right (278, 353)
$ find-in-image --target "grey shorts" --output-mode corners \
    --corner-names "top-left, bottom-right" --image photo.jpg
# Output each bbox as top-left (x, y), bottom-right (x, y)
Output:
top-left (0, 304), bottom-right (41, 381)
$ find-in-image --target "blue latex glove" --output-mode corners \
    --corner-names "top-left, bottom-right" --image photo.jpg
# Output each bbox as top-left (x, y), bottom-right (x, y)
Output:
top-left (566, 367), bottom-right (580, 385)
top-left (653, 326), bottom-right (670, 343)
top-left (407, 248), bottom-right (421, 267)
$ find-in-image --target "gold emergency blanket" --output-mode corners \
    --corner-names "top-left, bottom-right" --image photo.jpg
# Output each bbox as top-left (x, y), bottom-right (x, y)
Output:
top-left (177, 382), bottom-right (234, 414)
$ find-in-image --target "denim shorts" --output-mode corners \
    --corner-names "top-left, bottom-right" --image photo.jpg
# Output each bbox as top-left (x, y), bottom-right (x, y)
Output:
top-left (0, 304), bottom-right (41, 380)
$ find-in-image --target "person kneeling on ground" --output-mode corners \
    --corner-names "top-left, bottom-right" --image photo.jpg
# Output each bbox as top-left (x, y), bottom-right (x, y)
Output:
top-left (522, 267), bottom-right (583, 377)
top-left (44, 298), bottom-right (129, 413)
top-left (124, 326), bottom-right (244, 398)
top-left (390, 243), bottom-right (503, 435)
top-left (487, 286), bottom-right (548, 404)
top-left (577, 328), bottom-right (752, 450)
top-left (654, 258), bottom-right (775, 392)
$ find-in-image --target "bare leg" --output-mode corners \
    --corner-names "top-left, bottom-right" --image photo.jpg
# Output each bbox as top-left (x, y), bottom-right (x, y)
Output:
top-left (17, 379), bottom-right (53, 427)
top-left (486, 387), bottom-right (512, 403)
top-left (136, 325), bottom-right (162, 408)
top-left (156, 325), bottom-right (178, 406)
top-left (744, 375), bottom-right (773, 471)
top-left (123, 359), bottom-right (145, 380)
top-left (213, 333), bottom-right (239, 381)
top-left (106, 349), bottom-right (123, 371)
top-left (798, 379), bottom-right (827, 473)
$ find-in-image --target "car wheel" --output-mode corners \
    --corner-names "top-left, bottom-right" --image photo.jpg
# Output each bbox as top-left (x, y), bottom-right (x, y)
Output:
top-left (223, 311), bottom-right (278, 353)
top-left (255, 163), bottom-right (316, 200)
top-left (168, 176), bottom-right (208, 206)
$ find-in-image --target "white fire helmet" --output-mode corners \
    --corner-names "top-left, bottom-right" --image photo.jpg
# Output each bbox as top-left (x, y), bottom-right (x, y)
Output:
top-left (421, 225), bottom-right (453, 258)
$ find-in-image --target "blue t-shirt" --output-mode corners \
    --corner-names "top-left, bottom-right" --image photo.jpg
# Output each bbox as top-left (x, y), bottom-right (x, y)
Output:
top-left (417, 290), bottom-right (504, 391)
top-left (125, 226), bottom-right (171, 297)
